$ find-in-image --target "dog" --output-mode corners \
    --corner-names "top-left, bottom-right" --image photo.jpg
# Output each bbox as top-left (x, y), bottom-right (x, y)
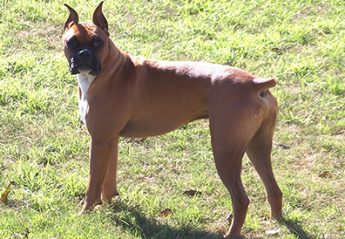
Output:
top-left (62, 2), bottom-right (283, 238)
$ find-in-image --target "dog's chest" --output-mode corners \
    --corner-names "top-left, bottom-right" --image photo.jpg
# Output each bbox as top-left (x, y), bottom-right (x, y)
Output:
top-left (77, 72), bottom-right (95, 124)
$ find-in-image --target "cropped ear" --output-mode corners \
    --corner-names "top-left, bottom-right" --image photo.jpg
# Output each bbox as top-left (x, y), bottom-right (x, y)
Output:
top-left (93, 1), bottom-right (109, 35)
top-left (64, 4), bottom-right (79, 30)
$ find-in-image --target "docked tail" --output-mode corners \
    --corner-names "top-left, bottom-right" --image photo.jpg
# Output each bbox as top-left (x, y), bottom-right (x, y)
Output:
top-left (252, 77), bottom-right (277, 91)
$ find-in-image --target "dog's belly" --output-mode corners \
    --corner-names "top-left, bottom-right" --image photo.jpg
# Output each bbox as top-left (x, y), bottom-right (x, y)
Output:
top-left (119, 121), bottom-right (184, 138)
top-left (119, 110), bottom-right (208, 138)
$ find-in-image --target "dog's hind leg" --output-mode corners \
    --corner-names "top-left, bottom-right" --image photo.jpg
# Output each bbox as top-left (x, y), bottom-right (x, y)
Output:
top-left (211, 145), bottom-right (249, 238)
top-left (209, 105), bottom-right (259, 238)
top-left (246, 105), bottom-right (282, 219)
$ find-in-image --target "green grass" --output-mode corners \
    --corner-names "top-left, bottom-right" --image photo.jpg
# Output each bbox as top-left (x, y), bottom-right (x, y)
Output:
top-left (0, 0), bottom-right (344, 238)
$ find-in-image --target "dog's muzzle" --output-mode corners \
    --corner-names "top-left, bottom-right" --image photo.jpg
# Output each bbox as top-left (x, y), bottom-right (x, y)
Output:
top-left (69, 48), bottom-right (101, 75)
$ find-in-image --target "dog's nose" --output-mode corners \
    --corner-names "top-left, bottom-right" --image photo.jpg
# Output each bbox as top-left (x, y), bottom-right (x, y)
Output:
top-left (78, 49), bottom-right (92, 59)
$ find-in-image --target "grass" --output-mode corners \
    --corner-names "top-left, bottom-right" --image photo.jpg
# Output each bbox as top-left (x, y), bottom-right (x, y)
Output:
top-left (0, 0), bottom-right (344, 238)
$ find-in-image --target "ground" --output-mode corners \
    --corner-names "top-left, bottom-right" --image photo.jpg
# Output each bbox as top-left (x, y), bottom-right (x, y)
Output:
top-left (0, 0), bottom-right (344, 238)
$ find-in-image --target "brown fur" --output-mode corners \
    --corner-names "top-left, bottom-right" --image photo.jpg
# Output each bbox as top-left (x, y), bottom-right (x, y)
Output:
top-left (62, 3), bottom-right (282, 238)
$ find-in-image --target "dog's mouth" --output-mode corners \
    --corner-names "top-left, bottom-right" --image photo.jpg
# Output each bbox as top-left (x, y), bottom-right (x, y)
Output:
top-left (69, 60), bottom-right (101, 75)
top-left (69, 61), bottom-right (101, 75)
top-left (69, 51), bottom-right (101, 75)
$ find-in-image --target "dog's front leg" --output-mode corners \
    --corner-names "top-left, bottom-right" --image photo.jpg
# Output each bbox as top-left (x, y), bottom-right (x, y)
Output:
top-left (101, 137), bottom-right (119, 202)
top-left (81, 138), bottom-right (116, 212)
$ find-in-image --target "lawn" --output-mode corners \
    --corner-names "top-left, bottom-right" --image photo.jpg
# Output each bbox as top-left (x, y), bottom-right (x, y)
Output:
top-left (0, 0), bottom-right (344, 238)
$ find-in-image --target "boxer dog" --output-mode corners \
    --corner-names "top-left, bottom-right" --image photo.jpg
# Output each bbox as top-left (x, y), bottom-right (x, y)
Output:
top-left (62, 2), bottom-right (283, 238)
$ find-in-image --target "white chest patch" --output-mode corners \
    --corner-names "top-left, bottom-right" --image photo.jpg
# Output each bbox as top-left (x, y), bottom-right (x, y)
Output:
top-left (77, 71), bottom-right (95, 124)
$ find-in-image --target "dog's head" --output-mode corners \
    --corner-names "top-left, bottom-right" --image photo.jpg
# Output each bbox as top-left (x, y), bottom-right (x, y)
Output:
top-left (62, 2), bottom-right (110, 75)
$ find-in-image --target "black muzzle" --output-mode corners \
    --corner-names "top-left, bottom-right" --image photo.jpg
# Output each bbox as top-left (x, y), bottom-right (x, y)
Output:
top-left (69, 48), bottom-right (101, 75)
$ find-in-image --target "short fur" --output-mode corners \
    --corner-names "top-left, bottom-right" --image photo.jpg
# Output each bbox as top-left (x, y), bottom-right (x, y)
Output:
top-left (62, 2), bottom-right (283, 238)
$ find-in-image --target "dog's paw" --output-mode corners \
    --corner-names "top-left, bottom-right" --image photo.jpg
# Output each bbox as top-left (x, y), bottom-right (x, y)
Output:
top-left (224, 234), bottom-right (245, 239)
top-left (101, 189), bottom-right (119, 203)
top-left (78, 207), bottom-right (88, 215)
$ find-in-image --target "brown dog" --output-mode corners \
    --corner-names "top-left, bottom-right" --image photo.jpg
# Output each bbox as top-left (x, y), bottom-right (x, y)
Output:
top-left (62, 2), bottom-right (282, 238)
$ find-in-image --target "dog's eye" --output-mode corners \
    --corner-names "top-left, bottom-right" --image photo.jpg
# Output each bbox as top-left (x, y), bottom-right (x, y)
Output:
top-left (66, 38), bottom-right (79, 49)
top-left (92, 38), bottom-right (104, 48)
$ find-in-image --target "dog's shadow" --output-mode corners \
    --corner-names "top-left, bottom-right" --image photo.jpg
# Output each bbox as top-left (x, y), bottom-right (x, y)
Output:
top-left (279, 218), bottom-right (314, 239)
top-left (109, 199), bottom-right (224, 239)
top-left (109, 200), bottom-right (315, 239)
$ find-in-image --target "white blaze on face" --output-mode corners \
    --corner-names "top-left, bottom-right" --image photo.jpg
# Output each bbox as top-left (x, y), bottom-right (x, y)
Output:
top-left (77, 71), bottom-right (95, 124)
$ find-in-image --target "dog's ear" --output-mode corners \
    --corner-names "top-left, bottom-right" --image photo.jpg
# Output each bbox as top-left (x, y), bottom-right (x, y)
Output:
top-left (93, 1), bottom-right (109, 36)
top-left (64, 4), bottom-right (79, 30)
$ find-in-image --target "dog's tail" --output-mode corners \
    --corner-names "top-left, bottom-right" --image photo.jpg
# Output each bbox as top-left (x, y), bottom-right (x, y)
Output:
top-left (252, 77), bottom-right (277, 92)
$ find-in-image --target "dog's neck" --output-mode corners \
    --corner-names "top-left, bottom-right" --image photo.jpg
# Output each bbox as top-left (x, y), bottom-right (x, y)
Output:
top-left (76, 40), bottom-right (130, 96)
top-left (102, 40), bottom-right (130, 76)
top-left (77, 71), bottom-right (95, 100)
top-left (77, 71), bottom-right (95, 124)
top-left (75, 40), bottom-right (132, 124)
